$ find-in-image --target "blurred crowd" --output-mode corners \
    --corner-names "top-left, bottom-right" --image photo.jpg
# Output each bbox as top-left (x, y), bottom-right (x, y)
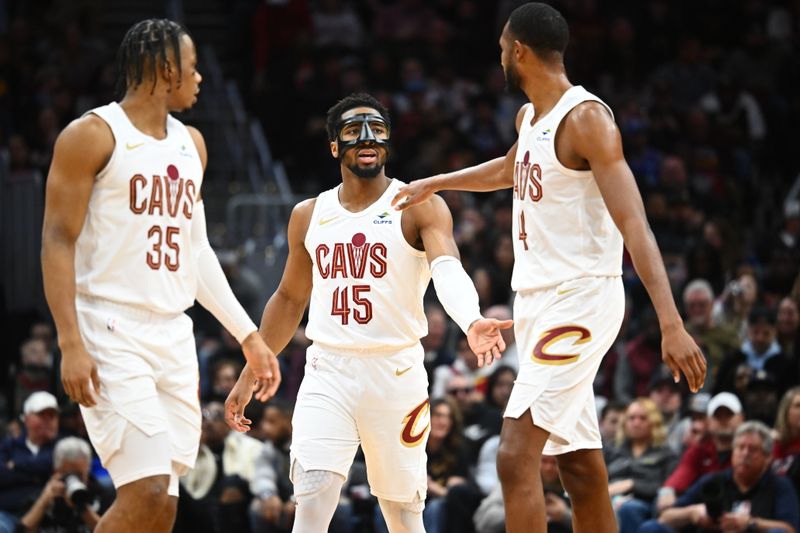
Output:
top-left (2, 0), bottom-right (800, 531)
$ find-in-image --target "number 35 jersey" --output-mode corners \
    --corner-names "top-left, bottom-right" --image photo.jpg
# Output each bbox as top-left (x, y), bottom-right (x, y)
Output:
top-left (304, 179), bottom-right (431, 351)
top-left (74, 102), bottom-right (203, 314)
top-left (511, 86), bottom-right (623, 292)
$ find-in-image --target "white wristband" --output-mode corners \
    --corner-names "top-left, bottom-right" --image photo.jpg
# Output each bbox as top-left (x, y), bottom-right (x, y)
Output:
top-left (430, 255), bottom-right (483, 335)
top-left (192, 202), bottom-right (258, 342)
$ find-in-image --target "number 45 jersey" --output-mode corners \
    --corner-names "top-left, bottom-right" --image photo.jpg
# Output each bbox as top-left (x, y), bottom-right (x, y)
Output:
top-left (304, 179), bottom-right (431, 351)
top-left (74, 102), bottom-right (203, 314)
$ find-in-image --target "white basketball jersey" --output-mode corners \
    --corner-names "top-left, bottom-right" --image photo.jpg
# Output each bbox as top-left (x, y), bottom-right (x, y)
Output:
top-left (304, 179), bottom-right (430, 350)
top-left (74, 102), bottom-right (203, 314)
top-left (511, 86), bottom-right (623, 291)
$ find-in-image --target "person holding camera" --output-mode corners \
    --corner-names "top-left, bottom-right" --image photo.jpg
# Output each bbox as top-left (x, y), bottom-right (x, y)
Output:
top-left (0, 392), bottom-right (61, 533)
top-left (639, 421), bottom-right (799, 533)
top-left (19, 437), bottom-right (109, 533)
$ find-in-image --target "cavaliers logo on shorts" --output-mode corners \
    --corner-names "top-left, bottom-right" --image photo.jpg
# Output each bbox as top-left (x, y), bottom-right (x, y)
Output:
top-left (532, 325), bottom-right (592, 365)
top-left (400, 399), bottom-right (430, 448)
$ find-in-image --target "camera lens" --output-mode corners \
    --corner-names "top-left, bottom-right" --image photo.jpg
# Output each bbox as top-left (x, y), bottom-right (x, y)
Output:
top-left (63, 474), bottom-right (91, 508)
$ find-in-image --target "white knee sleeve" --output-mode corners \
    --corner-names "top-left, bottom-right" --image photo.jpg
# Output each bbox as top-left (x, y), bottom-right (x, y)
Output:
top-left (291, 462), bottom-right (345, 533)
top-left (378, 494), bottom-right (426, 533)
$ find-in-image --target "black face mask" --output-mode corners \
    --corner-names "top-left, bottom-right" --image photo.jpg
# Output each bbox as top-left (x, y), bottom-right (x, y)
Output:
top-left (335, 112), bottom-right (391, 161)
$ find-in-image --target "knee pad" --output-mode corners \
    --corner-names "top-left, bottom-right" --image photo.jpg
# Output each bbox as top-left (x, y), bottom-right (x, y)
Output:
top-left (291, 462), bottom-right (345, 533)
top-left (292, 461), bottom-right (342, 497)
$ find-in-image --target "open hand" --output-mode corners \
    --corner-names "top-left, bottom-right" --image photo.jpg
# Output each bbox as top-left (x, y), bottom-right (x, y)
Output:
top-left (224, 369), bottom-right (256, 432)
top-left (391, 177), bottom-right (438, 210)
top-left (467, 318), bottom-right (514, 367)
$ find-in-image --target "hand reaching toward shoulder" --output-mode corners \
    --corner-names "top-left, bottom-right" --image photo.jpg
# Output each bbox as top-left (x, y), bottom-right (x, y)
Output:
top-left (392, 177), bottom-right (438, 210)
top-left (661, 326), bottom-right (706, 393)
top-left (467, 318), bottom-right (514, 367)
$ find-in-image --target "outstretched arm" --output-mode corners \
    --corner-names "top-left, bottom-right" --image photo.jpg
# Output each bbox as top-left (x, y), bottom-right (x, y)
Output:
top-left (225, 200), bottom-right (314, 431)
top-left (42, 115), bottom-right (111, 408)
top-left (410, 196), bottom-right (513, 366)
top-left (567, 102), bottom-right (706, 392)
top-left (186, 126), bottom-right (279, 393)
top-left (391, 104), bottom-right (530, 210)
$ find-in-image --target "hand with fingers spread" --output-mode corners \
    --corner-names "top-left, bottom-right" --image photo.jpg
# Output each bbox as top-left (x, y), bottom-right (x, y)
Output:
top-left (391, 177), bottom-right (438, 211)
top-left (661, 326), bottom-right (707, 393)
top-left (467, 318), bottom-right (514, 368)
top-left (241, 332), bottom-right (281, 400)
top-left (60, 342), bottom-right (100, 407)
top-left (224, 366), bottom-right (257, 432)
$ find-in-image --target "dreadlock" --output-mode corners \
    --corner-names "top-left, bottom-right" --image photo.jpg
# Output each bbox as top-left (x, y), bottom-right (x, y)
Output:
top-left (116, 19), bottom-right (189, 96)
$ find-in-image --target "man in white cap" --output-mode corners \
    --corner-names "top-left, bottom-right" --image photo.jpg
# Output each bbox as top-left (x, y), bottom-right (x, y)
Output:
top-left (0, 392), bottom-right (60, 532)
top-left (655, 392), bottom-right (744, 512)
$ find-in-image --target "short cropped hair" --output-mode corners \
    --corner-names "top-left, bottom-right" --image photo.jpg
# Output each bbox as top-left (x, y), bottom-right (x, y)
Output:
top-left (326, 93), bottom-right (391, 142)
top-left (507, 3), bottom-right (569, 57)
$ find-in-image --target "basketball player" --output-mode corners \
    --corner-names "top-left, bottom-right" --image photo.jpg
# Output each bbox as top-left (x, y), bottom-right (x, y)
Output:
top-left (41, 19), bottom-right (278, 533)
top-left (224, 93), bottom-right (513, 533)
top-left (391, 4), bottom-right (707, 532)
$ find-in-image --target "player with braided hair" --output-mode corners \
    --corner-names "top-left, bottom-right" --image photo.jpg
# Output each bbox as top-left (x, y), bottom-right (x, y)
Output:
top-left (41, 19), bottom-right (279, 532)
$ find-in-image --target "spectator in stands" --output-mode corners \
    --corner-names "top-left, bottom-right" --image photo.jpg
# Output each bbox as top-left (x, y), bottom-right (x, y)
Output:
top-left (605, 398), bottom-right (678, 533)
top-left (462, 365), bottom-right (515, 461)
top-left (772, 386), bottom-right (800, 497)
top-left (712, 272), bottom-right (759, 341)
top-left (204, 359), bottom-right (244, 404)
top-left (714, 307), bottom-right (793, 397)
top-left (13, 339), bottom-right (56, 416)
top-left (431, 336), bottom-right (493, 400)
top-left (177, 402), bottom-right (262, 533)
top-left (681, 279), bottom-right (739, 388)
top-left (647, 365), bottom-right (684, 449)
top-left (0, 392), bottom-right (60, 532)
top-left (743, 370), bottom-right (781, 426)
top-left (641, 421), bottom-right (799, 533)
top-left (19, 436), bottom-right (110, 532)
top-left (249, 400), bottom-right (295, 533)
top-left (656, 392), bottom-right (744, 512)
top-left (667, 392), bottom-right (711, 454)
top-left (599, 401), bottom-right (628, 446)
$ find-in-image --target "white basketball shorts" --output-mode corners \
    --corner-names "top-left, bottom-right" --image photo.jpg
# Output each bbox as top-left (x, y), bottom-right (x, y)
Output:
top-left (506, 276), bottom-right (625, 454)
top-left (75, 295), bottom-right (201, 488)
top-left (290, 343), bottom-right (429, 503)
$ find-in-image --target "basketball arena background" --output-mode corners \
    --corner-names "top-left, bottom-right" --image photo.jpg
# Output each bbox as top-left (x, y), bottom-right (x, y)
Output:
top-left (1, 1), bottom-right (799, 532)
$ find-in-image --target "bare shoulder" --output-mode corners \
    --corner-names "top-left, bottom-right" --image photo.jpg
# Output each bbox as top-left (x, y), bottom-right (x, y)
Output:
top-left (515, 103), bottom-right (532, 133)
top-left (185, 125), bottom-right (208, 169)
top-left (52, 114), bottom-right (115, 174)
top-left (563, 101), bottom-right (617, 140)
top-left (292, 197), bottom-right (317, 219)
top-left (58, 114), bottom-right (114, 151)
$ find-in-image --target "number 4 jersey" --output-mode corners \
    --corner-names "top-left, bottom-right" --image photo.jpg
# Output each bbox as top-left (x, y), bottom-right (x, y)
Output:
top-left (74, 102), bottom-right (202, 314)
top-left (304, 179), bottom-right (431, 350)
top-left (511, 86), bottom-right (623, 292)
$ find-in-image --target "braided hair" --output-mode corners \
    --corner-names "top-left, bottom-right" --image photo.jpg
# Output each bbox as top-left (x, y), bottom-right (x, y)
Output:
top-left (116, 19), bottom-right (189, 96)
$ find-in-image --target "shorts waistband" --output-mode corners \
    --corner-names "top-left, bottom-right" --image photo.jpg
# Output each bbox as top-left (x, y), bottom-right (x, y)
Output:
top-left (76, 294), bottom-right (184, 323)
top-left (310, 342), bottom-right (422, 359)
top-left (515, 274), bottom-right (621, 296)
